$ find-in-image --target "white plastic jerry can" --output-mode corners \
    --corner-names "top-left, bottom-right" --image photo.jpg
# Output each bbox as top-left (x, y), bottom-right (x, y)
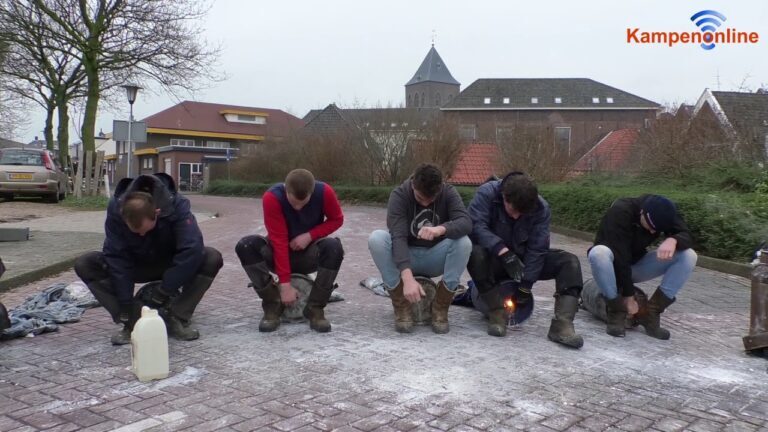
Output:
top-left (131, 306), bottom-right (169, 382)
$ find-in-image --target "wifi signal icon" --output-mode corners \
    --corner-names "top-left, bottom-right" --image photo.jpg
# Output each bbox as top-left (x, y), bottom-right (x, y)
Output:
top-left (690, 10), bottom-right (727, 50)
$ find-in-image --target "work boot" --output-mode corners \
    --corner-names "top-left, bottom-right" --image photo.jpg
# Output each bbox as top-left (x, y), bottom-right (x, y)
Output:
top-left (166, 315), bottom-right (200, 341)
top-left (111, 325), bottom-right (131, 345)
top-left (636, 288), bottom-right (675, 340)
top-left (389, 280), bottom-right (414, 333)
top-left (605, 296), bottom-right (627, 337)
top-left (0, 302), bottom-right (9, 332)
top-left (255, 282), bottom-right (283, 332)
top-left (243, 263), bottom-right (284, 332)
top-left (479, 289), bottom-right (507, 337)
top-left (547, 294), bottom-right (584, 348)
top-left (303, 268), bottom-right (337, 333)
top-left (431, 281), bottom-right (453, 334)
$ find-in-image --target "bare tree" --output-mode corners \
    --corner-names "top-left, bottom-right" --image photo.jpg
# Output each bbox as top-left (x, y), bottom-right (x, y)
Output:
top-left (497, 124), bottom-right (574, 182)
top-left (31, 0), bottom-right (222, 153)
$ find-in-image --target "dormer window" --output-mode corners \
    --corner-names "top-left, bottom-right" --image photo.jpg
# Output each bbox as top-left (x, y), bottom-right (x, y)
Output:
top-left (220, 109), bottom-right (268, 125)
top-left (606, 97), bottom-right (614, 104)
top-left (555, 97), bottom-right (562, 104)
top-left (503, 97), bottom-right (510, 104)
top-left (531, 97), bottom-right (539, 104)
top-left (483, 97), bottom-right (491, 104)
top-left (592, 97), bottom-right (600, 103)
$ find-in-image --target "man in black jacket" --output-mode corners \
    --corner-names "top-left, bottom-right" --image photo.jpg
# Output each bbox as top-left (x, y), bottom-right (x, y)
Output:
top-left (75, 174), bottom-right (223, 345)
top-left (589, 195), bottom-right (697, 339)
top-left (466, 172), bottom-right (584, 348)
top-left (368, 163), bottom-right (472, 334)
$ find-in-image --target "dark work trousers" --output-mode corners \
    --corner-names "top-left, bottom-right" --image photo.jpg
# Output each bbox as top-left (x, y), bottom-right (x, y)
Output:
top-left (235, 235), bottom-right (344, 291)
top-left (74, 246), bottom-right (223, 325)
top-left (467, 246), bottom-right (583, 314)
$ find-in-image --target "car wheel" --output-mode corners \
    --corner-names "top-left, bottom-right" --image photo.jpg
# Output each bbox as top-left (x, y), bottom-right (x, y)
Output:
top-left (58, 184), bottom-right (66, 201)
top-left (47, 187), bottom-right (60, 203)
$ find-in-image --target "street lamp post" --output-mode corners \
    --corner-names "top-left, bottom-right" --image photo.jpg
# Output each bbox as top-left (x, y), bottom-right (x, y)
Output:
top-left (122, 84), bottom-right (141, 178)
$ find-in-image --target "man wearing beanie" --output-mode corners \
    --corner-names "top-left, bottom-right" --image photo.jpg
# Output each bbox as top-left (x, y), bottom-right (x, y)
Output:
top-left (588, 194), bottom-right (697, 339)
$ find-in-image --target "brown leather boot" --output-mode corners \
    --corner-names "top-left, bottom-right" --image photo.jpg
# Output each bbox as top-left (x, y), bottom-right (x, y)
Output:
top-left (479, 289), bottom-right (507, 337)
top-left (431, 281), bottom-right (453, 334)
top-left (255, 282), bottom-right (284, 332)
top-left (547, 294), bottom-right (583, 348)
top-left (636, 288), bottom-right (675, 340)
top-left (389, 280), bottom-right (414, 333)
top-left (302, 268), bottom-right (337, 333)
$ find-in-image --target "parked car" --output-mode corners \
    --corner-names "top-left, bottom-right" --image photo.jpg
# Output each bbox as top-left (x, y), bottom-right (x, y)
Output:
top-left (0, 148), bottom-right (67, 203)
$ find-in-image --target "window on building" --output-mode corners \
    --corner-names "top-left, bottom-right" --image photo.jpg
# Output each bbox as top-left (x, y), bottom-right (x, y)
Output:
top-left (554, 97), bottom-right (562, 104)
top-left (554, 127), bottom-right (571, 154)
top-left (408, 94), bottom-right (412, 106)
top-left (644, 118), bottom-right (652, 129)
top-left (496, 126), bottom-right (514, 141)
top-left (531, 97), bottom-right (538, 104)
top-left (606, 97), bottom-right (614, 104)
top-left (191, 163), bottom-right (202, 174)
top-left (592, 97), bottom-right (600, 103)
top-left (206, 141), bottom-right (230, 148)
top-left (415, 93), bottom-right (420, 107)
top-left (142, 158), bottom-right (154, 169)
top-left (170, 138), bottom-right (196, 147)
top-left (483, 97), bottom-right (491, 104)
top-left (421, 93), bottom-right (425, 107)
top-left (503, 97), bottom-right (510, 104)
top-left (436, 93), bottom-right (441, 106)
top-left (459, 124), bottom-right (476, 141)
top-left (237, 114), bottom-right (256, 122)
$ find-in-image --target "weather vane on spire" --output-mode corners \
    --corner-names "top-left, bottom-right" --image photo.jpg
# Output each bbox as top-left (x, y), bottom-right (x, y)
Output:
top-left (431, 29), bottom-right (436, 46)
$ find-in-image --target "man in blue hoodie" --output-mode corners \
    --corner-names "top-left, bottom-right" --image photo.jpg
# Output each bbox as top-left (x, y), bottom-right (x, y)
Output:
top-left (466, 172), bottom-right (584, 348)
top-left (75, 174), bottom-right (222, 345)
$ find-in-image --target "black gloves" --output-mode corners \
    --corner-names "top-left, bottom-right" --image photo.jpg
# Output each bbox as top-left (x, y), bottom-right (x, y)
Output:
top-left (148, 289), bottom-right (170, 309)
top-left (118, 303), bottom-right (133, 324)
top-left (500, 251), bottom-right (524, 283)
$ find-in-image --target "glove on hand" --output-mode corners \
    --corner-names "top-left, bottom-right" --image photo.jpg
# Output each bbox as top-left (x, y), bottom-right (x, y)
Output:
top-left (500, 251), bottom-right (524, 282)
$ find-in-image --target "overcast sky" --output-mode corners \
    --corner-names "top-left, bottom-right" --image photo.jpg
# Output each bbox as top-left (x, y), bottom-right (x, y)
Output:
top-left (17, 0), bottom-right (768, 143)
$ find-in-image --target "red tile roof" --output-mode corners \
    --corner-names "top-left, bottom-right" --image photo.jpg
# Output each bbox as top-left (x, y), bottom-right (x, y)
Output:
top-left (571, 128), bottom-right (639, 173)
top-left (143, 101), bottom-right (303, 139)
top-left (449, 143), bottom-right (500, 185)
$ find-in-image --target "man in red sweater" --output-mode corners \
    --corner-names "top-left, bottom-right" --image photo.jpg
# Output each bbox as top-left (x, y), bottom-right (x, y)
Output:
top-left (236, 169), bottom-right (344, 333)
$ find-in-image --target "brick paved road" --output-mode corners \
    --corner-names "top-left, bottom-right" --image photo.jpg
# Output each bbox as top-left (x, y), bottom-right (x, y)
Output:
top-left (1, 194), bottom-right (767, 431)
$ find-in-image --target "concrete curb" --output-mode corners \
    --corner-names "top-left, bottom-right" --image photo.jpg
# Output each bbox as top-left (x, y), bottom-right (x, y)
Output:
top-left (551, 225), bottom-right (753, 279)
top-left (0, 255), bottom-right (79, 293)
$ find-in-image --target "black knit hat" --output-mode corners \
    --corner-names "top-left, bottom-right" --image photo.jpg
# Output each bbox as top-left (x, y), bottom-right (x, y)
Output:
top-left (642, 195), bottom-right (676, 233)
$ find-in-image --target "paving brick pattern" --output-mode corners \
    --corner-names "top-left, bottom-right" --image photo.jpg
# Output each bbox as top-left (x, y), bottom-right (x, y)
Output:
top-left (1, 195), bottom-right (767, 431)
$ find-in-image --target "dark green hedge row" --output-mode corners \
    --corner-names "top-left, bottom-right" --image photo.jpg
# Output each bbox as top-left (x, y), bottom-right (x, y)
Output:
top-left (206, 180), bottom-right (767, 262)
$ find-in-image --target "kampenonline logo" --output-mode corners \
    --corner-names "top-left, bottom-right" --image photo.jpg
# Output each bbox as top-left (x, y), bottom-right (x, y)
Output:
top-left (627, 10), bottom-right (760, 50)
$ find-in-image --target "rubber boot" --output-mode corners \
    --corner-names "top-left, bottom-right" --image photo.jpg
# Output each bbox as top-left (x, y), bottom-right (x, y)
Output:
top-left (166, 315), bottom-right (200, 341)
top-left (479, 289), bottom-right (507, 337)
top-left (243, 263), bottom-right (283, 332)
top-left (431, 281), bottom-right (453, 334)
top-left (546, 294), bottom-right (584, 348)
top-left (0, 302), bottom-right (9, 332)
top-left (636, 288), bottom-right (675, 340)
top-left (111, 325), bottom-right (131, 345)
top-left (303, 268), bottom-right (337, 333)
top-left (605, 296), bottom-right (627, 337)
top-left (389, 280), bottom-right (414, 333)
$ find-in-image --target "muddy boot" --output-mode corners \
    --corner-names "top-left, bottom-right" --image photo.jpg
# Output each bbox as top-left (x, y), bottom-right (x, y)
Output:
top-left (166, 315), bottom-right (200, 341)
top-left (431, 281), bottom-right (453, 334)
top-left (0, 302), bottom-right (9, 332)
top-left (303, 268), bottom-right (337, 333)
top-left (636, 288), bottom-right (675, 340)
top-left (547, 294), bottom-right (583, 348)
top-left (389, 280), bottom-right (414, 333)
top-left (605, 296), bottom-right (627, 337)
top-left (479, 289), bottom-right (507, 337)
top-left (111, 325), bottom-right (131, 345)
top-left (243, 263), bottom-right (284, 332)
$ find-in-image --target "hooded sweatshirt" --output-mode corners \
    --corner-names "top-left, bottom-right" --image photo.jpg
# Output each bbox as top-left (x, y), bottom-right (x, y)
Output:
top-left (103, 174), bottom-right (204, 304)
top-left (386, 179), bottom-right (472, 271)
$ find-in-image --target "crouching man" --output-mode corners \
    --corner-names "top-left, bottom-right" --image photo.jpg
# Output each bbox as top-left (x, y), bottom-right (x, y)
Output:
top-left (588, 194), bottom-right (696, 339)
top-left (466, 172), bottom-right (584, 348)
top-left (75, 174), bottom-right (223, 345)
top-left (368, 163), bottom-right (472, 334)
top-left (236, 169), bottom-right (344, 333)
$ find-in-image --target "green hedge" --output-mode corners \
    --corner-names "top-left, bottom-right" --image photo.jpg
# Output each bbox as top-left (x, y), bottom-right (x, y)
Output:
top-left (206, 180), bottom-right (767, 262)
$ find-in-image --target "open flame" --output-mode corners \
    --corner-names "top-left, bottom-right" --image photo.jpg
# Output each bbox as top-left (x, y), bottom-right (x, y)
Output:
top-left (504, 298), bottom-right (515, 312)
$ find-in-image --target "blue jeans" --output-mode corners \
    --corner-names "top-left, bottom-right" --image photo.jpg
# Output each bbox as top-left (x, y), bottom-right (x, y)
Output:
top-left (588, 245), bottom-right (697, 300)
top-left (367, 230), bottom-right (472, 292)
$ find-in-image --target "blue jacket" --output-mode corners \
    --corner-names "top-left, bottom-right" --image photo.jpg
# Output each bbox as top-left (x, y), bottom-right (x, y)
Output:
top-left (468, 179), bottom-right (551, 288)
top-left (103, 174), bottom-right (204, 304)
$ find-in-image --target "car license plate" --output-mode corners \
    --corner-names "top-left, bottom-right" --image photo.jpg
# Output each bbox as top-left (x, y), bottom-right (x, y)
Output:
top-left (8, 173), bottom-right (33, 180)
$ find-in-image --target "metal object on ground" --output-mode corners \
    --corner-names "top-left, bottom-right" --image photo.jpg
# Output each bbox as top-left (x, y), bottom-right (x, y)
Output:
top-left (498, 279), bottom-right (534, 326)
top-left (281, 273), bottom-right (313, 322)
top-left (744, 249), bottom-right (768, 353)
top-left (412, 276), bottom-right (436, 324)
top-left (0, 227), bottom-right (30, 242)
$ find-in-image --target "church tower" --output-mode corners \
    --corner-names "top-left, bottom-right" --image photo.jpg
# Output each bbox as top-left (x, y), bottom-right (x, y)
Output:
top-left (405, 45), bottom-right (460, 108)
